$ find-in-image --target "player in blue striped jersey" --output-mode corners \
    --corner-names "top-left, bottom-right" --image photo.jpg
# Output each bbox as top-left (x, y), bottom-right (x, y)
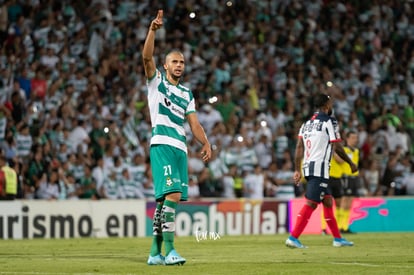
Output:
top-left (285, 93), bottom-right (357, 249)
top-left (143, 10), bottom-right (211, 265)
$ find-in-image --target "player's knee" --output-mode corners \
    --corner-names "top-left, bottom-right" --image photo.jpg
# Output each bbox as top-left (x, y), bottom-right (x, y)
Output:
top-left (305, 200), bottom-right (318, 209)
top-left (322, 197), bottom-right (333, 208)
top-left (165, 192), bottom-right (181, 202)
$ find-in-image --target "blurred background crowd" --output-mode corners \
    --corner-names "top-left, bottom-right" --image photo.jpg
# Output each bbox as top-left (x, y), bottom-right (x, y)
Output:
top-left (0, 0), bottom-right (414, 201)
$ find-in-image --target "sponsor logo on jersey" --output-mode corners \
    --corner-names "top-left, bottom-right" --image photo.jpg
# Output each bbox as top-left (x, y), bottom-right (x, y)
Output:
top-left (164, 98), bottom-right (171, 106)
top-left (171, 105), bottom-right (184, 117)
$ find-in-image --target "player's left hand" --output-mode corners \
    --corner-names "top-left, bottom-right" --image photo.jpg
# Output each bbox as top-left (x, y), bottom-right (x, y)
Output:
top-left (200, 143), bottom-right (212, 162)
top-left (150, 10), bottom-right (163, 31)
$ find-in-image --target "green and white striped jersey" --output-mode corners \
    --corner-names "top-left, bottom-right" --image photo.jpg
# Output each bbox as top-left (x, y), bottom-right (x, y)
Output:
top-left (128, 164), bottom-right (146, 185)
top-left (119, 177), bottom-right (145, 199)
top-left (103, 177), bottom-right (120, 200)
top-left (147, 69), bottom-right (195, 153)
top-left (16, 133), bottom-right (32, 158)
top-left (0, 116), bottom-right (6, 144)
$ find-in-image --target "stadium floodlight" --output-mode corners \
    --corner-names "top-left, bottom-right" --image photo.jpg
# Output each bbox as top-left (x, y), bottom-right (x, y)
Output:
top-left (208, 96), bottom-right (218, 104)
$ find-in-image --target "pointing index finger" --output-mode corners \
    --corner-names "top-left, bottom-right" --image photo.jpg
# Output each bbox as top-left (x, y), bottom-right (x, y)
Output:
top-left (156, 10), bottom-right (163, 20)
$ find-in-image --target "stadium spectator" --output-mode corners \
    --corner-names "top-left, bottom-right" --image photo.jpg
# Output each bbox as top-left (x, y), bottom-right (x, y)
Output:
top-left (118, 167), bottom-right (145, 199)
top-left (67, 118), bottom-right (90, 154)
top-left (197, 103), bottom-right (223, 136)
top-left (58, 171), bottom-right (79, 200)
top-left (405, 161), bottom-right (414, 196)
top-left (220, 164), bottom-right (237, 199)
top-left (77, 165), bottom-right (98, 199)
top-left (0, 154), bottom-right (17, 200)
top-left (91, 156), bottom-right (105, 197)
top-left (243, 164), bottom-right (266, 199)
top-left (361, 158), bottom-right (381, 197)
top-left (393, 153), bottom-right (412, 196)
top-left (273, 159), bottom-right (295, 200)
top-left (187, 174), bottom-right (201, 200)
top-left (35, 170), bottom-right (59, 200)
top-left (101, 171), bottom-right (120, 200)
top-left (25, 148), bottom-right (44, 199)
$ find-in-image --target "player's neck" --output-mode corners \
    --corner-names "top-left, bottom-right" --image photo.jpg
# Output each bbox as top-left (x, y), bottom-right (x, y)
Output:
top-left (346, 145), bottom-right (355, 151)
top-left (166, 74), bottom-right (180, 86)
top-left (319, 107), bottom-right (329, 114)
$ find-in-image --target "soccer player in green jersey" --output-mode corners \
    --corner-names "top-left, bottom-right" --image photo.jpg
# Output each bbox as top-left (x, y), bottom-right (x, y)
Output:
top-left (142, 10), bottom-right (212, 265)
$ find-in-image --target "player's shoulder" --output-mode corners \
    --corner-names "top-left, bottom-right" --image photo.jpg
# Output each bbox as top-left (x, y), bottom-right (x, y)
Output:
top-left (147, 69), bottom-right (162, 82)
top-left (176, 83), bottom-right (193, 101)
top-left (319, 113), bottom-right (339, 126)
top-left (177, 82), bottom-right (191, 93)
top-left (317, 112), bottom-right (332, 121)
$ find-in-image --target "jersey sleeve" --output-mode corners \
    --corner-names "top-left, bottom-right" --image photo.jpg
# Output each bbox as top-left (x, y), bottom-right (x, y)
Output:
top-left (297, 123), bottom-right (304, 138)
top-left (185, 95), bottom-right (196, 115)
top-left (327, 117), bottom-right (342, 142)
top-left (146, 69), bottom-right (161, 93)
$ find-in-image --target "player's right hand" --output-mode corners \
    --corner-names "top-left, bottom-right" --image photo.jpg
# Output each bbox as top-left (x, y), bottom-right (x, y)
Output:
top-left (293, 171), bottom-right (302, 185)
top-left (150, 10), bottom-right (163, 31)
top-left (350, 162), bottom-right (358, 173)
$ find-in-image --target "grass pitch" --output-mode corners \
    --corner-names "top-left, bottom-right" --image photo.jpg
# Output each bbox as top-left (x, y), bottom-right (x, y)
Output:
top-left (1, 233), bottom-right (413, 275)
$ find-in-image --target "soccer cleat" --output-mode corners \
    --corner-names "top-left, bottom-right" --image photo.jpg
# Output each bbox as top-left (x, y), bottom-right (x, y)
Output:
top-left (285, 236), bottom-right (308, 249)
top-left (333, 238), bottom-right (354, 247)
top-left (147, 254), bottom-right (165, 265)
top-left (165, 249), bottom-right (186, 265)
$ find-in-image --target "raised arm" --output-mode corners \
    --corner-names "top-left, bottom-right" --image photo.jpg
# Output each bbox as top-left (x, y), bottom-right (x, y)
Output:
top-left (142, 10), bottom-right (163, 78)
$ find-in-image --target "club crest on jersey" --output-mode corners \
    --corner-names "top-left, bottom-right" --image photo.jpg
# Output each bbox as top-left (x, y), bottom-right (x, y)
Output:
top-left (166, 177), bottom-right (172, 186)
top-left (164, 82), bottom-right (172, 96)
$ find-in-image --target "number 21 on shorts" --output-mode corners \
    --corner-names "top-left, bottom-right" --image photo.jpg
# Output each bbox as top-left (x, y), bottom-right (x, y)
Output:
top-left (164, 165), bottom-right (172, 176)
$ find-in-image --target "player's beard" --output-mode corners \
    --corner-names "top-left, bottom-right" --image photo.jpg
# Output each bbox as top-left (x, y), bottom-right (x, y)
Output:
top-left (328, 108), bottom-right (334, 116)
top-left (171, 73), bottom-right (181, 81)
top-left (169, 70), bottom-right (182, 82)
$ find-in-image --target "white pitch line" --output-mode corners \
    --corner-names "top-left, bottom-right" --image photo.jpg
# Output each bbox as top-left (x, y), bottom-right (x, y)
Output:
top-left (330, 262), bottom-right (381, 267)
top-left (330, 262), bottom-right (414, 269)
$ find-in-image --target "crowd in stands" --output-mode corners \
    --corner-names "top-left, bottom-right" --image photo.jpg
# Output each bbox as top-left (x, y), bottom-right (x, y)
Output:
top-left (0, 0), bottom-right (414, 201)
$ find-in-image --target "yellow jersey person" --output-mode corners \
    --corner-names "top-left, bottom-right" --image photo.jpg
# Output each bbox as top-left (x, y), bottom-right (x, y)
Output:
top-left (0, 156), bottom-right (18, 200)
top-left (338, 130), bottom-right (360, 233)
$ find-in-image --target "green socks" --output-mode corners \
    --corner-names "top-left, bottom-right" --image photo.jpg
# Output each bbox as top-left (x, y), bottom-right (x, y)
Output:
top-left (161, 200), bottom-right (178, 256)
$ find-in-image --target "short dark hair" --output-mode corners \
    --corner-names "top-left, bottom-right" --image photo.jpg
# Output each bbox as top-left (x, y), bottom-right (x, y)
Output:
top-left (313, 93), bottom-right (331, 108)
top-left (165, 49), bottom-right (184, 63)
top-left (346, 130), bottom-right (357, 138)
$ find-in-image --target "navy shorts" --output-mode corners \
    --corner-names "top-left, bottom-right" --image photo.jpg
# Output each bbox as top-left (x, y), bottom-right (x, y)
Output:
top-left (305, 176), bottom-right (331, 203)
top-left (342, 176), bottom-right (360, 197)
top-left (328, 177), bottom-right (343, 199)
